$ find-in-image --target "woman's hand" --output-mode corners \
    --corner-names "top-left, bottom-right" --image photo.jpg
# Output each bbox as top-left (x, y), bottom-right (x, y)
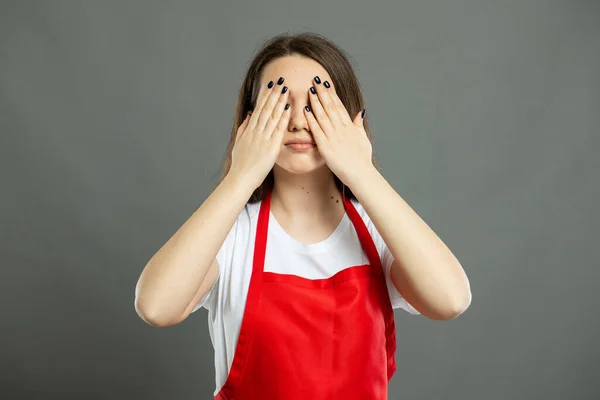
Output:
top-left (229, 77), bottom-right (291, 190)
top-left (304, 77), bottom-right (373, 186)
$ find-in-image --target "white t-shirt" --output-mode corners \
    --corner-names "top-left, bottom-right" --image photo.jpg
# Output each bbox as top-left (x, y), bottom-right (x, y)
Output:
top-left (192, 198), bottom-right (420, 396)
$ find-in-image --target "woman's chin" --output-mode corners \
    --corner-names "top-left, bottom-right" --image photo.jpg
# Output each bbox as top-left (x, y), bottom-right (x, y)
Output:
top-left (274, 159), bottom-right (327, 175)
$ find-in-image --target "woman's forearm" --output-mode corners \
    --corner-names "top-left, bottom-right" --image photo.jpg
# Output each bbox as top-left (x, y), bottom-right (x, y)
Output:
top-left (134, 173), bottom-right (253, 326)
top-left (347, 166), bottom-right (471, 319)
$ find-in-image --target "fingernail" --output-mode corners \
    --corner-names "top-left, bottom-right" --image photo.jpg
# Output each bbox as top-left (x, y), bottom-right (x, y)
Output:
top-left (285, 103), bottom-right (290, 110)
top-left (268, 80), bottom-right (274, 88)
top-left (310, 87), bottom-right (316, 95)
top-left (305, 106), bottom-right (311, 112)
top-left (361, 108), bottom-right (366, 118)
top-left (277, 77), bottom-right (285, 85)
top-left (282, 86), bottom-right (288, 93)
top-left (324, 81), bottom-right (331, 88)
top-left (314, 76), bottom-right (321, 84)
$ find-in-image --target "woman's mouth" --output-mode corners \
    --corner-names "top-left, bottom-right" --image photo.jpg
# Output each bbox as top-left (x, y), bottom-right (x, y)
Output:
top-left (285, 143), bottom-right (315, 151)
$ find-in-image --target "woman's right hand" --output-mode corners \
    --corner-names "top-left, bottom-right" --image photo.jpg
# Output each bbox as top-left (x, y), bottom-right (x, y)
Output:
top-left (228, 77), bottom-right (291, 190)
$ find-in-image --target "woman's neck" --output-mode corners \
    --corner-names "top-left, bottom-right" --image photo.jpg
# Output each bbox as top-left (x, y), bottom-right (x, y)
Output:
top-left (270, 165), bottom-right (343, 220)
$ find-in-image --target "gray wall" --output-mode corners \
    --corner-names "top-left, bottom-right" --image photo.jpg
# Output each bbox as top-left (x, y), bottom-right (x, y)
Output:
top-left (2, 1), bottom-right (598, 399)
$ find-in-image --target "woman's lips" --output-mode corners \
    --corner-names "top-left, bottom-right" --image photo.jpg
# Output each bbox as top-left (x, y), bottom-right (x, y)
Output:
top-left (286, 143), bottom-right (315, 151)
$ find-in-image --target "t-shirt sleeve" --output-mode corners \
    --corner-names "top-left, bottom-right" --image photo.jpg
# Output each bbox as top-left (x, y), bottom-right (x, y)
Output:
top-left (360, 203), bottom-right (420, 315)
top-left (191, 218), bottom-right (238, 313)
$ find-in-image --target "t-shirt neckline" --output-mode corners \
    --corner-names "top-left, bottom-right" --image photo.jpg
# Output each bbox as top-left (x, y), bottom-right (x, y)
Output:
top-left (268, 209), bottom-right (350, 254)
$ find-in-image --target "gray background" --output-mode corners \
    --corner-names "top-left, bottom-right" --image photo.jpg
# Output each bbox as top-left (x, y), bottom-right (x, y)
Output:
top-left (1, 0), bottom-right (598, 399)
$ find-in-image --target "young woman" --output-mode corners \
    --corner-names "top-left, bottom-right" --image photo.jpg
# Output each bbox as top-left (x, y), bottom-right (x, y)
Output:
top-left (135, 32), bottom-right (471, 399)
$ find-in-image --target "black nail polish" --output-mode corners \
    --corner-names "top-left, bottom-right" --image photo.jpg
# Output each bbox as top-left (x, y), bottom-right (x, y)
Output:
top-left (324, 81), bottom-right (331, 88)
top-left (277, 77), bottom-right (285, 85)
top-left (361, 108), bottom-right (366, 118)
top-left (310, 87), bottom-right (316, 95)
top-left (305, 106), bottom-right (311, 112)
top-left (268, 81), bottom-right (274, 88)
top-left (285, 103), bottom-right (290, 110)
top-left (314, 76), bottom-right (321, 84)
top-left (282, 86), bottom-right (288, 93)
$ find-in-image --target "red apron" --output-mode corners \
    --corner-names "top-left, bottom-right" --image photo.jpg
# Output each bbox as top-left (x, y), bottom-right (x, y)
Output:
top-left (215, 189), bottom-right (397, 400)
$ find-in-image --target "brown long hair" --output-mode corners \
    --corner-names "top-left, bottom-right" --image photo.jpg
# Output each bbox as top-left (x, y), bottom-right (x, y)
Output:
top-left (219, 32), bottom-right (379, 203)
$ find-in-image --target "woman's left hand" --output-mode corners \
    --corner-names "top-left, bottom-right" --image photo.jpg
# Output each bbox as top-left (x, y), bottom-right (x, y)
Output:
top-left (304, 77), bottom-right (374, 186)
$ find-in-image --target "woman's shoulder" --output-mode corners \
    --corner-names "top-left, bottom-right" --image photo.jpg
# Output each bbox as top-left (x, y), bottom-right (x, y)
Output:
top-left (241, 201), bottom-right (261, 225)
top-left (347, 198), bottom-right (381, 239)
top-left (348, 198), bottom-right (369, 220)
top-left (244, 200), bottom-right (262, 217)
top-left (227, 201), bottom-right (261, 237)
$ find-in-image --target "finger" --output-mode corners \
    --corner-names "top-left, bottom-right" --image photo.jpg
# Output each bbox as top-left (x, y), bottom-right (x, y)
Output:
top-left (308, 85), bottom-right (334, 135)
top-left (264, 90), bottom-right (290, 139)
top-left (304, 106), bottom-right (328, 148)
top-left (353, 109), bottom-right (365, 128)
top-left (315, 79), bottom-right (342, 127)
top-left (331, 89), bottom-right (354, 125)
top-left (248, 79), bottom-right (278, 129)
top-left (257, 79), bottom-right (287, 133)
top-left (235, 112), bottom-right (252, 144)
top-left (270, 103), bottom-right (291, 145)
top-left (320, 78), bottom-right (352, 125)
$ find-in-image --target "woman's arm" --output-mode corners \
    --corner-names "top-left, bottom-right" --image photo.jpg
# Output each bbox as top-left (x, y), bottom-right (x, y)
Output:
top-left (134, 172), bottom-right (253, 327)
top-left (347, 166), bottom-right (471, 320)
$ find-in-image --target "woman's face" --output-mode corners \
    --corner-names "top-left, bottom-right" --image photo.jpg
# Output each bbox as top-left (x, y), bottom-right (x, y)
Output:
top-left (259, 55), bottom-right (332, 175)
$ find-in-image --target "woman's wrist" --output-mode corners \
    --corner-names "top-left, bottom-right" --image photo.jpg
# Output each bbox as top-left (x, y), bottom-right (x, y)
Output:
top-left (222, 170), bottom-right (258, 202)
